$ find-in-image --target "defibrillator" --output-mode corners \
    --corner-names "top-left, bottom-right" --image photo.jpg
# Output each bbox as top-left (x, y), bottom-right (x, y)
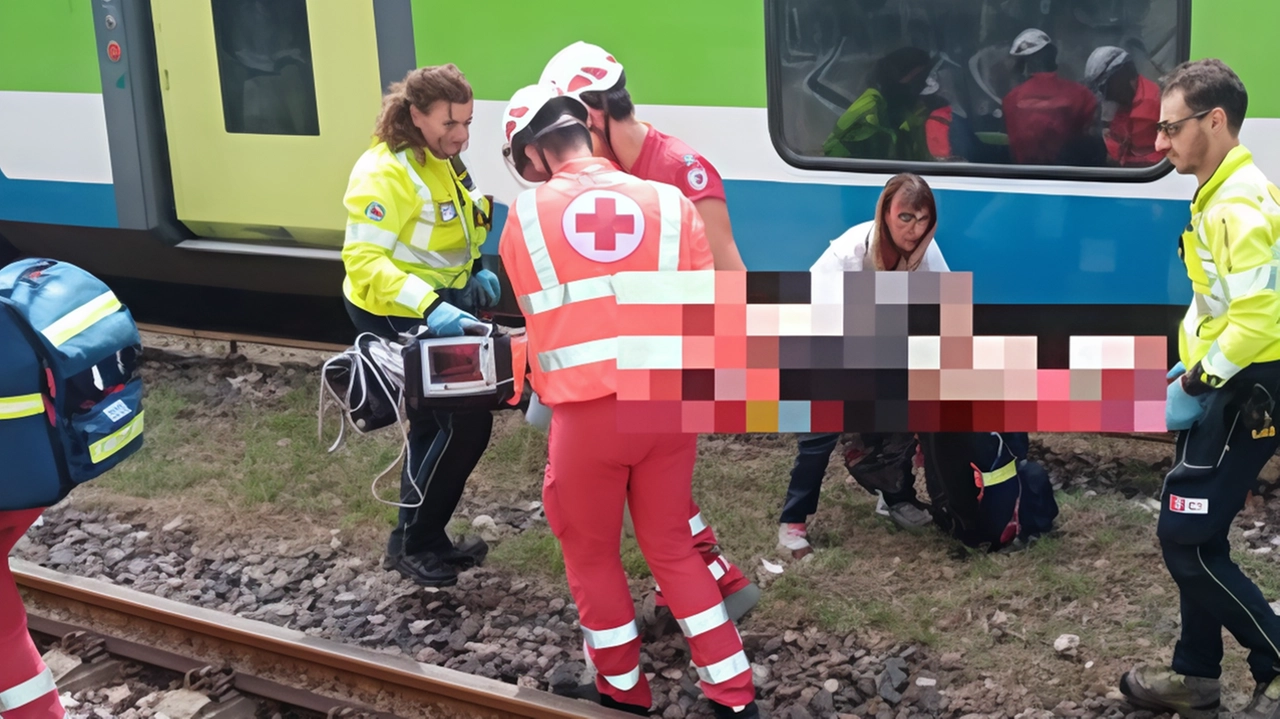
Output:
top-left (402, 325), bottom-right (528, 412)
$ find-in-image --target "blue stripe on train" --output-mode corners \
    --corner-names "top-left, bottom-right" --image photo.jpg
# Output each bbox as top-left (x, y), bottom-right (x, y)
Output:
top-left (0, 169), bottom-right (118, 229)
top-left (482, 178), bottom-right (1194, 307)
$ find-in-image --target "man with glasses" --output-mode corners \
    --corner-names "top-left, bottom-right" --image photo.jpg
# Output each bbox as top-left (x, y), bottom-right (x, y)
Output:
top-left (1119, 59), bottom-right (1280, 719)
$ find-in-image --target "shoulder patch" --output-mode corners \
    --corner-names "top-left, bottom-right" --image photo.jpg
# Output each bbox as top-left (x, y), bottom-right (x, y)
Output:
top-left (686, 165), bottom-right (709, 192)
top-left (364, 201), bottom-right (386, 222)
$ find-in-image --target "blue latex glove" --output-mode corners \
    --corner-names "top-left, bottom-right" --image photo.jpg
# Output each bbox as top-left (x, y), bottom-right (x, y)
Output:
top-left (426, 301), bottom-right (483, 337)
top-left (1166, 377), bottom-right (1210, 431)
top-left (1167, 361), bottom-right (1186, 380)
top-left (472, 269), bottom-right (501, 308)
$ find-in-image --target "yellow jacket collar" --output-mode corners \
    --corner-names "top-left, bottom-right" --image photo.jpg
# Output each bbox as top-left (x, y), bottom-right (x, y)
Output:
top-left (1193, 144), bottom-right (1253, 212)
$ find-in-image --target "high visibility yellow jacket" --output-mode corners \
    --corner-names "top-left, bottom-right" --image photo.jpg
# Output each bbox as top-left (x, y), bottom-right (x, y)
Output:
top-left (1178, 145), bottom-right (1280, 383)
top-left (341, 141), bottom-right (490, 318)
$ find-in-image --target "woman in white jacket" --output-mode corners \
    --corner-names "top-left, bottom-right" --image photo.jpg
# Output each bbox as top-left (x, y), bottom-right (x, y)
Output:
top-left (779, 173), bottom-right (948, 556)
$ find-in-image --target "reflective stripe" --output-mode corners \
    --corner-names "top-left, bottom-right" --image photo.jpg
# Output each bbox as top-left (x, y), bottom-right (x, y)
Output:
top-left (538, 337), bottom-right (616, 372)
top-left (603, 665), bottom-right (641, 691)
top-left (396, 150), bottom-right (471, 247)
top-left (614, 270), bottom-right (716, 305)
top-left (688, 512), bottom-right (708, 536)
top-left (345, 222), bottom-right (399, 251)
top-left (695, 650), bottom-right (750, 685)
top-left (707, 556), bottom-right (727, 581)
top-left (1203, 340), bottom-right (1245, 382)
top-left (654, 183), bottom-right (682, 271)
top-left (677, 603), bottom-right (730, 638)
top-left (978, 460), bottom-right (1018, 489)
top-left (41, 290), bottom-right (121, 347)
top-left (1223, 264), bottom-right (1279, 300)
top-left (89, 412), bottom-right (144, 464)
top-left (0, 666), bottom-right (55, 711)
top-left (396, 274), bottom-right (433, 312)
top-left (409, 212), bottom-right (439, 249)
top-left (395, 150), bottom-right (434, 203)
top-left (519, 276), bottom-right (615, 315)
top-left (392, 242), bottom-right (472, 269)
top-left (582, 620), bottom-right (638, 650)
top-left (0, 393), bottom-right (43, 421)
top-left (516, 191), bottom-right (559, 290)
top-left (616, 336), bottom-right (683, 370)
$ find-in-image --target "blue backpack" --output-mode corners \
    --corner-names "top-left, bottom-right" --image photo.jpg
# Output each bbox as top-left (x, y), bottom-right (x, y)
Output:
top-left (0, 258), bottom-right (144, 511)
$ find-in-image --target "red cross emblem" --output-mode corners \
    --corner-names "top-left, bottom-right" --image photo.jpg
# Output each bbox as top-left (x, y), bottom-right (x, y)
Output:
top-left (575, 197), bottom-right (634, 251)
top-left (562, 190), bottom-right (645, 262)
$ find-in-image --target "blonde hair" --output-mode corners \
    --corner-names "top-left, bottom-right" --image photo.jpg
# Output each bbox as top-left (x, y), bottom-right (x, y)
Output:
top-left (374, 64), bottom-right (473, 164)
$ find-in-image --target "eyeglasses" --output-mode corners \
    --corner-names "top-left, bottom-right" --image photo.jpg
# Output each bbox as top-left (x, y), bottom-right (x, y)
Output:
top-left (1156, 109), bottom-right (1212, 137)
top-left (896, 212), bottom-right (931, 225)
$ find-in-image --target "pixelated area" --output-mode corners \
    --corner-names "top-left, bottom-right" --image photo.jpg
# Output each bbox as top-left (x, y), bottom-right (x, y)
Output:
top-left (611, 271), bottom-right (1167, 433)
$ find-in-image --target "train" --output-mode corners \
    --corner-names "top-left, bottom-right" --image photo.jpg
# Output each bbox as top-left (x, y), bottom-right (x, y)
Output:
top-left (0, 0), bottom-right (1275, 353)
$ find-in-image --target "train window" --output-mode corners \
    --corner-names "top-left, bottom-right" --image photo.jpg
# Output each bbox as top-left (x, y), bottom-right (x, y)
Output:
top-left (211, 0), bottom-right (320, 136)
top-left (765, 0), bottom-right (1190, 180)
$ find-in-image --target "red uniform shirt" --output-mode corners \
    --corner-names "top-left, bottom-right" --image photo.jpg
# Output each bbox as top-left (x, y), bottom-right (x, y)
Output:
top-left (629, 125), bottom-right (727, 203)
top-left (1002, 72), bottom-right (1098, 165)
top-left (1105, 74), bottom-right (1163, 167)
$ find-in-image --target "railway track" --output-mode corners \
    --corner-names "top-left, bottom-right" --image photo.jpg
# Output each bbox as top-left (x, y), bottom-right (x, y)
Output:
top-left (15, 560), bottom-right (622, 719)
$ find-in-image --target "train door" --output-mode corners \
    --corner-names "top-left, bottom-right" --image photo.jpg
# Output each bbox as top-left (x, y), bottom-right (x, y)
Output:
top-left (150, 0), bottom-right (415, 247)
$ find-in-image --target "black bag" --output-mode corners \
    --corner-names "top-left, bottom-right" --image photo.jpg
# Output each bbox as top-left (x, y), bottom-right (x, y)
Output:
top-left (319, 333), bottom-right (402, 441)
top-left (920, 432), bottom-right (1058, 550)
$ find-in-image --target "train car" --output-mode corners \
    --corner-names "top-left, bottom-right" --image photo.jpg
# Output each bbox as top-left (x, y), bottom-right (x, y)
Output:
top-left (0, 0), bottom-right (1275, 352)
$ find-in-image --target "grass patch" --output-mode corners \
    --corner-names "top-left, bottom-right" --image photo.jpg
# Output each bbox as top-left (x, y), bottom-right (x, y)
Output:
top-left (488, 527), bottom-right (565, 579)
top-left (90, 359), bottom-right (1280, 711)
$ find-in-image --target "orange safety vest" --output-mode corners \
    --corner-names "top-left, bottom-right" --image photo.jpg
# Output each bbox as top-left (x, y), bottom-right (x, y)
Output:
top-left (498, 157), bottom-right (713, 406)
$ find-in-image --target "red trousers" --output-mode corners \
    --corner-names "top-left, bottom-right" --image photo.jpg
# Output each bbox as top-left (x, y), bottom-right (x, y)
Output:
top-left (658, 498), bottom-right (751, 605)
top-left (1, 509), bottom-right (62, 719)
top-left (543, 395), bottom-right (754, 709)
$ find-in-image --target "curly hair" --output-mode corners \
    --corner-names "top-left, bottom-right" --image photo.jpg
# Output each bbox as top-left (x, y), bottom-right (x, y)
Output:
top-left (374, 64), bottom-right (473, 164)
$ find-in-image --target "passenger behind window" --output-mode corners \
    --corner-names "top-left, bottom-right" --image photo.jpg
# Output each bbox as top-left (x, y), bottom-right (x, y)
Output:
top-left (821, 47), bottom-right (934, 162)
top-left (920, 55), bottom-right (1010, 165)
top-left (1001, 29), bottom-right (1102, 166)
top-left (1084, 46), bottom-right (1164, 168)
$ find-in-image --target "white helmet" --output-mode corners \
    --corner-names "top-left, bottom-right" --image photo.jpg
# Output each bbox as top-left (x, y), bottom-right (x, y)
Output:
top-left (539, 41), bottom-right (625, 98)
top-left (500, 83), bottom-right (588, 184)
top-left (1010, 28), bottom-right (1052, 56)
top-left (1084, 46), bottom-right (1130, 90)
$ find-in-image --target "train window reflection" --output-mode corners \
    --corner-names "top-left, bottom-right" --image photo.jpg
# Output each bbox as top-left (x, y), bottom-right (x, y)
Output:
top-left (767, 0), bottom-right (1188, 175)
top-left (211, 0), bottom-right (320, 136)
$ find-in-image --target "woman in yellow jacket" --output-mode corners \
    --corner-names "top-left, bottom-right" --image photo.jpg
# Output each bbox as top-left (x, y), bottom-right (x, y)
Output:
top-left (341, 64), bottom-right (497, 588)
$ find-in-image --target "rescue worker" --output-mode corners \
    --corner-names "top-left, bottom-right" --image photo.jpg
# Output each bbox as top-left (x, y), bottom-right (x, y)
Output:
top-left (779, 173), bottom-right (946, 556)
top-left (1118, 59), bottom-right (1280, 719)
top-left (1, 508), bottom-right (64, 719)
top-left (1084, 46), bottom-right (1163, 167)
top-left (497, 83), bottom-right (758, 718)
top-left (538, 41), bottom-right (760, 622)
top-left (1001, 29), bottom-right (1099, 166)
top-left (341, 64), bottom-right (496, 588)
top-left (822, 47), bottom-right (934, 162)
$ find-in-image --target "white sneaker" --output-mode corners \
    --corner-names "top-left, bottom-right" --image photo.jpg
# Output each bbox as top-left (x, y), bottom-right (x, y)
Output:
top-left (778, 523), bottom-right (813, 558)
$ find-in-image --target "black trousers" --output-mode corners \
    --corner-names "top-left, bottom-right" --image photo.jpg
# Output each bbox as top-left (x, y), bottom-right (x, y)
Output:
top-left (779, 432), bottom-right (920, 524)
top-left (344, 297), bottom-right (494, 556)
top-left (1158, 361), bottom-right (1280, 683)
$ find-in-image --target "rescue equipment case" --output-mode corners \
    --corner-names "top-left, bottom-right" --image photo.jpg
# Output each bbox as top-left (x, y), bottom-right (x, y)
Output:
top-left (0, 258), bottom-right (144, 511)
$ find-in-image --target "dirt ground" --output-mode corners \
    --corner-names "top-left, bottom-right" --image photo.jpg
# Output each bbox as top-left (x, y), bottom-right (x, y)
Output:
top-left (44, 331), bottom-right (1280, 717)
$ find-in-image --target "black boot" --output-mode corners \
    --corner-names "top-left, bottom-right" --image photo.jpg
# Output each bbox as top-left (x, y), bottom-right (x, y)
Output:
top-left (600, 694), bottom-right (651, 716)
top-left (710, 700), bottom-right (760, 719)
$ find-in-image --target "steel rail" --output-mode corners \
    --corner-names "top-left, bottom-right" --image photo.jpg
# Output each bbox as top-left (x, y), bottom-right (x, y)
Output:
top-left (14, 560), bottom-right (622, 719)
